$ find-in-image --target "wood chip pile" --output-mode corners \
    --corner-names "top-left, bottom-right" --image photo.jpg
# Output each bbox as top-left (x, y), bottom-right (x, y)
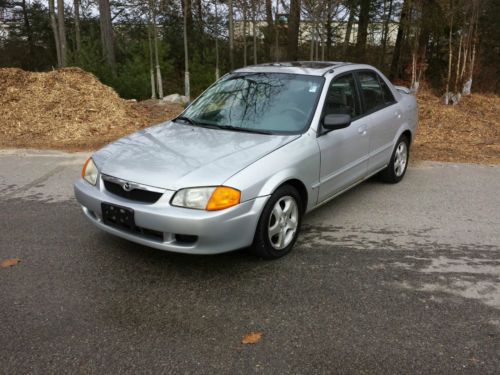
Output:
top-left (0, 67), bottom-right (182, 150)
top-left (413, 89), bottom-right (500, 164)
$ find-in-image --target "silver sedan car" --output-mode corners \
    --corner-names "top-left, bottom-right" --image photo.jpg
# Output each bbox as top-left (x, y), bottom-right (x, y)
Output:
top-left (74, 62), bottom-right (418, 259)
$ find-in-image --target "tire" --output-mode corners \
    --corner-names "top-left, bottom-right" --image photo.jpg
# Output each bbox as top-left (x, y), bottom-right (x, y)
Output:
top-left (250, 185), bottom-right (303, 260)
top-left (378, 134), bottom-right (410, 183)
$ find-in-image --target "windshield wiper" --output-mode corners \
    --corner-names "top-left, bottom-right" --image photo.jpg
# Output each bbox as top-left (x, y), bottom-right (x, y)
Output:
top-left (174, 117), bottom-right (272, 134)
top-left (215, 125), bottom-right (273, 135)
top-left (174, 116), bottom-right (223, 130)
top-left (173, 115), bottom-right (198, 125)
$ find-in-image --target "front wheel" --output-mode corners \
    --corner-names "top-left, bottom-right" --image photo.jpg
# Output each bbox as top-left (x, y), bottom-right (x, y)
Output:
top-left (250, 185), bottom-right (302, 259)
top-left (379, 134), bottom-right (410, 183)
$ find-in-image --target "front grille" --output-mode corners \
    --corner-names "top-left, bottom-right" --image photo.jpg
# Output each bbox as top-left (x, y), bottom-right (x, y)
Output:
top-left (103, 180), bottom-right (162, 203)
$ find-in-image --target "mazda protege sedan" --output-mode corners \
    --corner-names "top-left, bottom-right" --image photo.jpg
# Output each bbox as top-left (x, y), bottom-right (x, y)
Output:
top-left (74, 62), bottom-right (418, 259)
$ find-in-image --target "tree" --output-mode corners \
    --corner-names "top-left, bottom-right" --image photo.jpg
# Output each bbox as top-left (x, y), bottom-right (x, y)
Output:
top-left (242, 0), bottom-right (248, 66)
top-left (74, 0), bottom-right (81, 52)
top-left (251, 0), bottom-right (258, 64)
top-left (48, 0), bottom-right (61, 66)
top-left (343, 0), bottom-right (357, 55)
top-left (184, 0), bottom-right (190, 97)
top-left (150, 0), bottom-right (163, 98)
top-left (214, 0), bottom-right (220, 79)
top-left (390, 0), bottom-right (411, 79)
top-left (56, 0), bottom-right (67, 66)
top-left (98, 0), bottom-right (116, 69)
top-left (146, 6), bottom-right (156, 99)
top-left (264, 0), bottom-right (274, 61)
top-left (287, 0), bottom-right (301, 60)
top-left (444, 0), bottom-right (454, 104)
top-left (380, 0), bottom-right (394, 65)
top-left (355, 0), bottom-right (370, 60)
top-left (228, 0), bottom-right (234, 68)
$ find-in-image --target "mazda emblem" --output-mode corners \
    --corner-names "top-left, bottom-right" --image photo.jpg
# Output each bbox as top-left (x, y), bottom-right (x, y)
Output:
top-left (122, 182), bottom-right (132, 192)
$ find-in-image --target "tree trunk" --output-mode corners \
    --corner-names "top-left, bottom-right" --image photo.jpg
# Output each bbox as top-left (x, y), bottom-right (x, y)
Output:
top-left (380, 0), bottom-right (393, 66)
top-left (464, 8), bottom-right (479, 95)
top-left (454, 33), bottom-right (462, 93)
top-left (196, 0), bottom-right (204, 64)
top-left (325, 1), bottom-right (333, 60)
top-left (356, 0), bottom-right (370, 59)
top-left (389, 0), bottom-right (410, 79)
top-left (21, 0), bottom-right (34, 63)
top-left (287, 0), bottom-right (301, 61)
top-left (274, 0), bottom-right (279, 61)
top-left (214, 0), bottom-right (220, 79)
top-left (181, 0), bottom-right (193, 44)
top-left (265, 0), bottom-right (274, 61)
top-left (228, 0), bottom-right (234, 68)
top-left (98, 0), bottom-right (116, 70)
top-left (309, 20), bottom-right (316, 61)
top-left (57, 0), bottom-right (67, 66)
top-left (151, 0), bottom-right (163, 99)
top-left (252, 0), bottom-right (258, 64)
top-left (147, 11), bottom-right (156, 99)
top-left (74, 0), bottom-right (81, 52)
top-left (48, 0), bottom-right (62, 67)
top-left (183, 0), bottom-right (190, 98)
top-left (343, 2), bottom-right (356, 55)
top-left (243, 2), bottom-right (247, 66)
top-left (444, 9), bottom-right (454, 104)
top-left (416, 0), bottom-right (433, 68)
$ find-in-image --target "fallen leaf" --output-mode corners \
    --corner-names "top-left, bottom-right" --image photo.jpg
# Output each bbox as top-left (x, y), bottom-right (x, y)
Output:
top-left (0, 258), bottom-right (21, 268)
top-left (241, 331), bottom-right (263, 345)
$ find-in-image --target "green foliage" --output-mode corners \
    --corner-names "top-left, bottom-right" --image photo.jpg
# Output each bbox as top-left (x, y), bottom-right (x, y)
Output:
top-left (68, 27), bottom-right (174, 100)
top-left (189, 52), bottom-right (218, 98)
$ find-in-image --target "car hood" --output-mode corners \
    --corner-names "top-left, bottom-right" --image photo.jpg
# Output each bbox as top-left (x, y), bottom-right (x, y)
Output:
top-left (93, 121), bottom-right (299, 190)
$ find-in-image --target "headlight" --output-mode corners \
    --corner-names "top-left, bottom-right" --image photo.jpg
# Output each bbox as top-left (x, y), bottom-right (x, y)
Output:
top-left (81, 157), bottom-right (98, 185)
top-left (171, 186), bottom-right (241, 211)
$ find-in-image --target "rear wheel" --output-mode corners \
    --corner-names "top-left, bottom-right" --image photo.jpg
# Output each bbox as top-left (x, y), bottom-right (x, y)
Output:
top-left (379, 134), bottom-right (410, 183)
top-left (250, 185), bottom-right (302, 259)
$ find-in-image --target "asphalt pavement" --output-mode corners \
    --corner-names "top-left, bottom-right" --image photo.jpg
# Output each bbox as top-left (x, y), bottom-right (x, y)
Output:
top-left (1, 149), bottom-right (499, 374)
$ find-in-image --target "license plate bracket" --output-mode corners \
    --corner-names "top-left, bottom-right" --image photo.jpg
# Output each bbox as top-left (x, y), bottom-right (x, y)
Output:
top-left (101, 203), bottom-right (135, 231)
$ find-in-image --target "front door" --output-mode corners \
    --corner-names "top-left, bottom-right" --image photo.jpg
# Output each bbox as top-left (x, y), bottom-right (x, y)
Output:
top-left (317, 73), bottom-right (370, 203)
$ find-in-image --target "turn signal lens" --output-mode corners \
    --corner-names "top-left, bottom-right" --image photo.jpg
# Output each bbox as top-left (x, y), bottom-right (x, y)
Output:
top-left (82, 157), bottom-right (98, 185)
top-left (206, 186), bottom-right (241, 211)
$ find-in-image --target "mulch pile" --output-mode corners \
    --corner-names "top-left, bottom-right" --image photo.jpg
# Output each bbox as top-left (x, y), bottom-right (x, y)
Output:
top-left (0, 67), bottom-right (182, 150)
top-left (413, 88), bottom-right (500, 164)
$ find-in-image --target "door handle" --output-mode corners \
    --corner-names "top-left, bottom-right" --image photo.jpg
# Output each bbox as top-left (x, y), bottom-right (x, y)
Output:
top-left (358, 124), bottom-right (367, 135)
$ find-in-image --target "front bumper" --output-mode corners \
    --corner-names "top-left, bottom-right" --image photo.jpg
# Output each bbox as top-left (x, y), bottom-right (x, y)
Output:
top-left (74, 178), bottom-right (269, 254)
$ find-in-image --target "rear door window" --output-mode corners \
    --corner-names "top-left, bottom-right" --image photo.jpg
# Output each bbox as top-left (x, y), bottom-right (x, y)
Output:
top-left (357, 71), bottom-right (386, 113)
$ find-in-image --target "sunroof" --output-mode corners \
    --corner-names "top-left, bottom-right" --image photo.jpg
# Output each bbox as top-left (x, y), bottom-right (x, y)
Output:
top-left (262, 61), bottom-right (344, 69)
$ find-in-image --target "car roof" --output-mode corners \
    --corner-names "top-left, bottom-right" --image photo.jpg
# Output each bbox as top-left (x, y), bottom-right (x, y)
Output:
top-left (233, 61), bottom-right (358, 76)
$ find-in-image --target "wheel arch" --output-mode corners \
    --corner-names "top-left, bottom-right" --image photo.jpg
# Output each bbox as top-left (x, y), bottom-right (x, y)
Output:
top-left (401, 129), bottom-right (412, 144)
top-left (273, 179), bottom-right (309, 214)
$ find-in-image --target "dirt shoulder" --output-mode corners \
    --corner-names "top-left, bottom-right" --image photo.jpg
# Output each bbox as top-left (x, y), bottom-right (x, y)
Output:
top-left (0, 68), bottom-right (498, 163)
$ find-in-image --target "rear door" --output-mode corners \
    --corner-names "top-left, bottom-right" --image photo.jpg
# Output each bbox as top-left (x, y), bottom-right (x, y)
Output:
top-left (355, 70), bottom-right (401, 173)
top-left (316, 73), bottom-right (370, 203)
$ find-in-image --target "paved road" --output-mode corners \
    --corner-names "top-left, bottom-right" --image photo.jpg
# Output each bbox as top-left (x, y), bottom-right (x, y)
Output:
top-left (1, 149), bottom-right (499, 374)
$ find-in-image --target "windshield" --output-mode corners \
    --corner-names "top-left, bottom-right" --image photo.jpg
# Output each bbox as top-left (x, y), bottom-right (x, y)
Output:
top-left (180, 73), bottom-right (325, 134)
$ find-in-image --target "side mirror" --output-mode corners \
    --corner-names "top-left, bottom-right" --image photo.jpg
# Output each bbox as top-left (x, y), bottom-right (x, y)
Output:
top-left (323, 114), bottom-right (352, 130)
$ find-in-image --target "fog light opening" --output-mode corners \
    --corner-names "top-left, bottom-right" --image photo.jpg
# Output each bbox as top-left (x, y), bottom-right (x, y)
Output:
top-left (174, 234), bottom-right (198, 244)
